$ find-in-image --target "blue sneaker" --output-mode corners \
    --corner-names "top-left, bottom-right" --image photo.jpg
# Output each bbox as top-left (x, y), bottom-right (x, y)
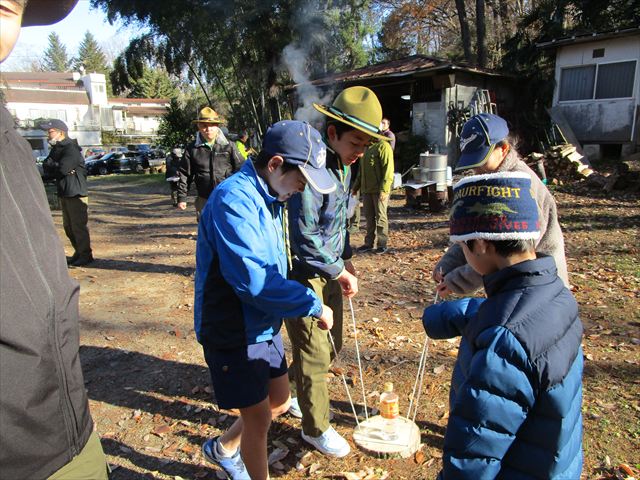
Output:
top-left (302, 426), bottom-right (351, 457)
top-left (202, 437), bottom-right (250, 480)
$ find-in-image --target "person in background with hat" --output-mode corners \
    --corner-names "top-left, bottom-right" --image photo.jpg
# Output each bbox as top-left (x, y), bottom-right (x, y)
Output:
top-left (176, 106), bottom-right (245, 221)
top-left (195, 121), bottom-right (335, 480)
top-left (422, 171), bottom-right (583, 479)
top-left (432, 113), bottom-right (569, 296)
top-left (40, 118), bottom-right (93, 266)
top-left (285, 86), bottom-right (391, 457)
top-left (0, 0), bottom-right (108, 478)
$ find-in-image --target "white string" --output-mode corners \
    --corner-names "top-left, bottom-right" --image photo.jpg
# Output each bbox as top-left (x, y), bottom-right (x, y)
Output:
top-left (349, 297), bottom-right (369, 420)
top-left (406, 288), bottom-right (439, 420)
top-left (328, 332), bottom-right (360, 427)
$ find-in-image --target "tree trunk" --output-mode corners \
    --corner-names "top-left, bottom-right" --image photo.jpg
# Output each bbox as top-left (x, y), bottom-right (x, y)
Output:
top-left (454, 0), bottom-right (473, 65)
top-left (476, 0), bottom-right (487, 68)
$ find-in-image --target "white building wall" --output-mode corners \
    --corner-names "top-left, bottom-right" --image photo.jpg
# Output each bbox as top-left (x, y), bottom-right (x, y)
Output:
top-left (552, 35), bottom-right (640, 143)
top-left (82, 73), bottom-right (108, 106)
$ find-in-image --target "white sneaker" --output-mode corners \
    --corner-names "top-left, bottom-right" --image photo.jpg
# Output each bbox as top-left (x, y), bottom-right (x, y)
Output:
top-left (302, 426), bottom-right (351, 457)
top-left (288, 397), bottom-right (303, 418)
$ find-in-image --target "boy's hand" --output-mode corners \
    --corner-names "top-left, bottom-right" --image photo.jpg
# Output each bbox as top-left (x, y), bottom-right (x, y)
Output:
top-left (436, 281), bottom-right (453, 298)
top-left (337, 268), bottom-right (358, 298)
top-left (433, 267), bottom-right (444, 283)
top-left (177, 202), bottom-right (187, 210)
top-left (316, 304), bottom-right (333, 330)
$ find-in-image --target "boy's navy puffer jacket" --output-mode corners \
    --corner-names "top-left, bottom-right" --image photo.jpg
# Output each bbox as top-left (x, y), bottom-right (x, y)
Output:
top-left (423, 255), bottom-right (583, 479)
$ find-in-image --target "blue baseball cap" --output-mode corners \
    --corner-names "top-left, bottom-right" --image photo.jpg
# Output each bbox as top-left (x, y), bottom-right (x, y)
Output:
top-left (262, 120), bottom-right (336, 194)
top-left (37, 119), bottom-right (69, 133)
top-left (456, 113), bottom-right (509, 171)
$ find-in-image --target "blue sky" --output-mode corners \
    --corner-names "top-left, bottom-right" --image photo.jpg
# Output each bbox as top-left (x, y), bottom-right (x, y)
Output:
top-left (2, 0), bottom-right (144, 71)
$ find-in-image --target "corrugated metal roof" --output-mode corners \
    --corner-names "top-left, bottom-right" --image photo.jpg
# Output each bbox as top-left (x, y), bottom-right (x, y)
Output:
top-left (536, 26), bottom-right (640, 49)
top-left (305, 54), bottom-right (502, 87)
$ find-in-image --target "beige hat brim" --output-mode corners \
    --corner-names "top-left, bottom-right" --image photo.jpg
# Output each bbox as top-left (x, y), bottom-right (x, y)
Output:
top-left (313, 103), bottom-right (390, 142)
top-left (192, 119), bottom-right (225, 125)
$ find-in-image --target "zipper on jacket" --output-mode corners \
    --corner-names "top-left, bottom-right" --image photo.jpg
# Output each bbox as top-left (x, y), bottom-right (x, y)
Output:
top-left (0, 160), bottom-right (81, 458)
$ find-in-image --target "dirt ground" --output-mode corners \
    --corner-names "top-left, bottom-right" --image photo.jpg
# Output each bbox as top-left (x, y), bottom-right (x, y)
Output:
top-left (52, 173), bottom-right (639, 479)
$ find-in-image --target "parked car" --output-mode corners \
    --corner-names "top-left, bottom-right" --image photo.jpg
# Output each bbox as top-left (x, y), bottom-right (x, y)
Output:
top-left (85, 152), bottom-right (144, 175)
top-left (109, 146), bottom-right (129, 153)
top-left (84, 147), bottom-right (105, 158)
top-left (125, 151), bottom-right (149, 173)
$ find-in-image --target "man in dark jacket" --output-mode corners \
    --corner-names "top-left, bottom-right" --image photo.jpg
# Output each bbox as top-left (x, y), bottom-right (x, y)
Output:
top-left (166, 146), bottom-right (183, 206)
top-left (0, 0), bottom-right (108, 478)
top-left (40, 118), bottom-right (93, 266)
top-left (176, 107), bottom-right (244, 221)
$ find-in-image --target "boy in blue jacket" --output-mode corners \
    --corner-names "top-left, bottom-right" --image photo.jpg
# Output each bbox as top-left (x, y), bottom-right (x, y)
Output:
top-left (422, 171), bottom-right (584, 479)
top-left (195, 121), bottom-right (336, 480)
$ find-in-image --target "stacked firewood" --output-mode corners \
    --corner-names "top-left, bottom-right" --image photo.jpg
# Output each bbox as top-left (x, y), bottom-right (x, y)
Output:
top-left (525, 144), bottom-right (594, 184)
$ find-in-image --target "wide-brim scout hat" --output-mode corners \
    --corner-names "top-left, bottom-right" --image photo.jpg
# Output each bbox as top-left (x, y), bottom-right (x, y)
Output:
top-left (456, 113), bottom-right (509, 171)
top-left (313, 86), bottom-right (389, 142)
top-left (22, 0), bottom-right (79, 27)
top-left (193, 107), bottom-right (225, 125)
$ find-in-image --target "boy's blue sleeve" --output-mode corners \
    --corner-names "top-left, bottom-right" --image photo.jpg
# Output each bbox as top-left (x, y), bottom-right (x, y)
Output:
top-left (422, 298), bottom-right (485, 339)
top-left (441, 327), bottom-right (536, 479)
top-left (288, 187), bottom-right (344, 279)
top-left (210, 192), bottom-right (322, 319)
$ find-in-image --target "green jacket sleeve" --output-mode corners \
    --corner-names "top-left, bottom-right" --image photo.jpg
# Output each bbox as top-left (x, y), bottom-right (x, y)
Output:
top-left (378, 141), bottom-right (395, 193)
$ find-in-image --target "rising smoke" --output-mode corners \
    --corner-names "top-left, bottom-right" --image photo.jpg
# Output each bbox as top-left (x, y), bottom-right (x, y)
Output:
top-left (280, 2), bottom-right (334, 126)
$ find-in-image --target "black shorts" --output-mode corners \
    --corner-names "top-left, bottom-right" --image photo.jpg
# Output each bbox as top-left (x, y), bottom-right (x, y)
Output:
top-left (203, 332), bottom-right (288, 410)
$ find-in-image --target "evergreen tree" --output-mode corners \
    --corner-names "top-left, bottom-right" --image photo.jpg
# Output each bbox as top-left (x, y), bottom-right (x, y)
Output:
top-left (43, 33), bottom-right (70, 72)
top-left (130, 67), bottom-right (178, 99)
top-left (74, 31), bottom-right (108, 74)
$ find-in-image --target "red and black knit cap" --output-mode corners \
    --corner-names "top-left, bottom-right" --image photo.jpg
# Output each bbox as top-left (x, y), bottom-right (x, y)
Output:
top-left (449, 172), bottom-right (541, 243)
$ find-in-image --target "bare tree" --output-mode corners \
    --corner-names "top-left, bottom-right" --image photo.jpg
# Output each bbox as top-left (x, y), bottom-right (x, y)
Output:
top-left (454, 0), bottom-right (473, 64)
top-left (476, 0), bottom-right (487, 67)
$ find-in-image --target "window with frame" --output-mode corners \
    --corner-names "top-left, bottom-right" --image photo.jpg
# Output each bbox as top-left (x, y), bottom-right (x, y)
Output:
top-left (595, 61), bottom-right (636, 99)
top-left (559, 60), bottom-right (636, 101)
top-left (559, 65), bottom-right (596, 101)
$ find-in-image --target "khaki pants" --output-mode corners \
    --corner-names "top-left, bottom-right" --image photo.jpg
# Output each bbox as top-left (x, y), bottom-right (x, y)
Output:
top-left (362, 192), bottom-right (389, 248)
top-left (285, 274), bottom-right (343, 437)
top-left (195, 196), bottom-right (208, 222)
top-left (48, 432), bottom-right (109, 480)
top-left (60, 196), bottom-right (92, 260)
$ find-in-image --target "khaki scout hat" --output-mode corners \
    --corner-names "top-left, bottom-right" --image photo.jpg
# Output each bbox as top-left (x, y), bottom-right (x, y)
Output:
top-left (313, 86), bottom-right (389, 142)
top-left (22, 0), bottom-right (79, 27)
top-left (193, 107), bottom-right (225, 125)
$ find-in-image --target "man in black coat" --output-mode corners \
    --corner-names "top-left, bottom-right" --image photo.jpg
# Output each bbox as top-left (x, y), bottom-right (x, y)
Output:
top-left (176, 107), bottom-right (245, 221)
top-left (0, 0), bottom-right (107, 478)
top-left (40, 119), bottom-right (93, 266)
